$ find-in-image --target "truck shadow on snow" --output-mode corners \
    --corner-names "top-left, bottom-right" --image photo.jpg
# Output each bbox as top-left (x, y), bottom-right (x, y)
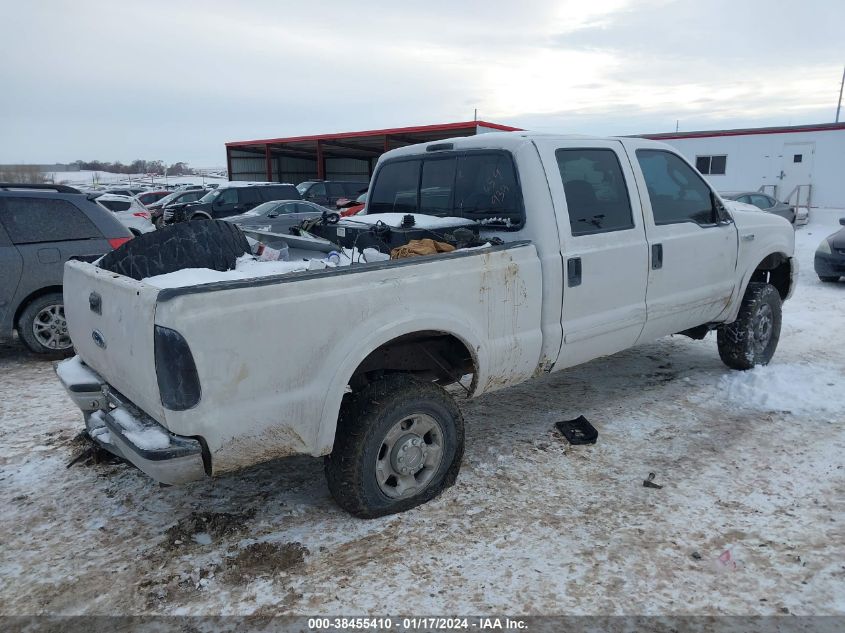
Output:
top-left (105, 335), bottom-right (734, 516)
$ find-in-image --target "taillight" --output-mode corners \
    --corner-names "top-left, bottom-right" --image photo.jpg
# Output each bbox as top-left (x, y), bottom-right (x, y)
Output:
top-left (108, 237), bottom-right (131, 249)
top-left (133, 212), bottom-right (151, 219)
top-left (154, 326), bottom-right (201, 410)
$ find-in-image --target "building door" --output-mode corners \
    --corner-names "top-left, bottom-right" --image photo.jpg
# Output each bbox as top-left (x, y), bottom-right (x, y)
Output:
top-left (778, 142), bottom-right (814, 204)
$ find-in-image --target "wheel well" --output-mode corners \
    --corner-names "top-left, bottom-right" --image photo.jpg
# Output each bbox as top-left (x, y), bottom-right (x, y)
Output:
top-left (349, 331), bottom-right (476, 393)
top-left (13, 285), bottom-right (63, 328)
top-left (748, 252), bottom-right (792, 300)
top-left (129, 228), bottom-right (141, 236)
top-left (190, 212), bottom-right (212, 220)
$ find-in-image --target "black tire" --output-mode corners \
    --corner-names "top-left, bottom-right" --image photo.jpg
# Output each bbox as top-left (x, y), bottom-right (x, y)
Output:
top-left (17, 292), bottom-right (74, 358)
top-left (717, 282), bottom-right (782, 370)
top-left (819, 275), bottom-right (840, 283)
top-left (97, 219), bottom-right (251, 281)
top-left (325, 374), bottom-right (464, 518)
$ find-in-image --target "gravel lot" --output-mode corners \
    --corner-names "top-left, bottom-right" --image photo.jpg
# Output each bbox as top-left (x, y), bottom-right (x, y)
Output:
top-left (1, 212), bottom-right (843, 616)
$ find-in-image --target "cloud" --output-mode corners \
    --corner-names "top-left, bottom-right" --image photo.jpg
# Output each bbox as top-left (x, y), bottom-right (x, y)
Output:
top-left (0, 0), bottom-right (841, 164)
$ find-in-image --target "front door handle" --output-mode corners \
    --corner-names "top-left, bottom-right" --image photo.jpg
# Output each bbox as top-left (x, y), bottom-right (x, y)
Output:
top-left (651, 244), bottom-right (663, 270)
top-left (742, 233), bottom-right (755, 242)
top-left (567, 257), bottom-right (582, 287)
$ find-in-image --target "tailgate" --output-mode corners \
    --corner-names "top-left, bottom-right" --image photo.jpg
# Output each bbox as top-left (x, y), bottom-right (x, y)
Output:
top-left (63, 260), bottom-right (165, 423)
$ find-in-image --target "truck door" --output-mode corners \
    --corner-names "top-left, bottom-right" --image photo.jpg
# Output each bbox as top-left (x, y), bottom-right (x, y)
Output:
top-left (533, 139), bottom-right (649, 369)
top-left (626, 144), bottom-right (738, 342)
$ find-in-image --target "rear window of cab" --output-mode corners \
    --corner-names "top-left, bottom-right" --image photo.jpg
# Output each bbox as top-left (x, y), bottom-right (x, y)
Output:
top-left (368, 150), bottom-right (525, 230)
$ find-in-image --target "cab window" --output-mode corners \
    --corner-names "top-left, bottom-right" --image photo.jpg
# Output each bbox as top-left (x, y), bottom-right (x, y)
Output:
top-left (636, 150), bottom-right (715, 226)
top-left (556, 148), bottom-right (634, 236)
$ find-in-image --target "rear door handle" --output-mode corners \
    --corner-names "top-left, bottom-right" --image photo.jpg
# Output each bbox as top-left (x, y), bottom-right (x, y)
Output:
top-left (567, 257), bottom-right (582, 287)
top-left (651, 244), bottom-right (663, 270)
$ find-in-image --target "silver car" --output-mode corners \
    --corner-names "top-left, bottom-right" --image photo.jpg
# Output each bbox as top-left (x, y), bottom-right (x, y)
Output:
top-left (721, 192), bottom-right (795, 224)
top-left (223, 199), bottom-right (328, 233)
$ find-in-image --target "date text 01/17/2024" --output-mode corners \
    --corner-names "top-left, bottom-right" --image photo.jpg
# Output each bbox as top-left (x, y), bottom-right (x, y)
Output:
top-left (307, 617), bottom-right (528, 630)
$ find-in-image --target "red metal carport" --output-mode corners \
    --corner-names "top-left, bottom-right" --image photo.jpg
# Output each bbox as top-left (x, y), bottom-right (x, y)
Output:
top-left (224, 120), bottom-right (521, 184)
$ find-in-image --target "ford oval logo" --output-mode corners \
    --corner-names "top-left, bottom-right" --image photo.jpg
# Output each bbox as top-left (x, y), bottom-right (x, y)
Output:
top-left (92, 330), bottom-right (107, 349)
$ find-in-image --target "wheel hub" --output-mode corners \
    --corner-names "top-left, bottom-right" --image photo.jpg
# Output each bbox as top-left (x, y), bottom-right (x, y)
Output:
top-left (375, 413), bottom-right (444, 499)
top-left (32, 304), bottom-right (71, 350)
top-left (754, 304), bottom-right (773, 352)
top-left (391, 435), bottom-right (427, 475)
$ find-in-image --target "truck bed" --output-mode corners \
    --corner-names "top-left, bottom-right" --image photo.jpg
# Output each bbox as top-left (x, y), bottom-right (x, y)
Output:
top-left (63, 241), bottom-right (543, 475)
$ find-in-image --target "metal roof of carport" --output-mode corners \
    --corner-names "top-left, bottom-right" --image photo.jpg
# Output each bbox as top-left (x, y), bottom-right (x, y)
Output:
top-left (225, 121), bottom-right (523, 181)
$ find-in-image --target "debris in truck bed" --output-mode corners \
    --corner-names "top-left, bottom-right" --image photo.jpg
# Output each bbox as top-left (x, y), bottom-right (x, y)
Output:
top-left (390, 238), bottom-right (456, 259)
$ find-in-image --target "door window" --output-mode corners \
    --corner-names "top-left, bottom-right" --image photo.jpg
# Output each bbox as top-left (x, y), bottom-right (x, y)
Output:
top-left (307, 183), bottom-right (327, 199)
top-left (0, 197), bottom-right (100, 244)
top-left (327, 183), bottom-right (345, 198)
top-left (216, 189), bottom-right (238, 205)
top-left (636, 150), bottom-right (715, 226)
top-left (556, 148), bottom-right (634, 236)
top-left (239, 188), bottom-right (262, 205)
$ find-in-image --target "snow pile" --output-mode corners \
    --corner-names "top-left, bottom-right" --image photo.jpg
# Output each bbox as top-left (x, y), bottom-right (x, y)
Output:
top-left (110, 408), bottom-right (171, 450)
top-left (142, 248), bottom-right (390, 289)
top-left (344, 213), bottom-right (473, 230)
top-left (718, 362), bottom-right (845, 415)
top-left (55, 356), bottom-right (101, 386)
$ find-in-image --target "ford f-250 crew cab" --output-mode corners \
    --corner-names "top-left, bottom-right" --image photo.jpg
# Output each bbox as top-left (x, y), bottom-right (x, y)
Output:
top-left (56, 132), bottom-right (796, 518)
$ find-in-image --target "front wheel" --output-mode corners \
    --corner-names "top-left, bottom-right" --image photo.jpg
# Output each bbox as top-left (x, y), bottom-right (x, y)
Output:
top-left (717, 282), bottom-right (782, 370)
top-left (325, 374), bottom-right (464, 518)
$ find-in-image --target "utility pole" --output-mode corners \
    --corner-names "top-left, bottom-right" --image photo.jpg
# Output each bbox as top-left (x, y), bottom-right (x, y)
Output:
top-left (836, 65), bottom-right (845, 123)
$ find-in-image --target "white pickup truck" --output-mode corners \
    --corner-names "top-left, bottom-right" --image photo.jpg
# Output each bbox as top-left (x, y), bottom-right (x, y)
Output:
top-left (56, 132), bottom-right (796, 517)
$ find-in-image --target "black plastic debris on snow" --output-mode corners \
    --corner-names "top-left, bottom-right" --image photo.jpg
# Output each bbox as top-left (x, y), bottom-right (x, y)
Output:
top-left (555, 415), bottom-right (598, 445)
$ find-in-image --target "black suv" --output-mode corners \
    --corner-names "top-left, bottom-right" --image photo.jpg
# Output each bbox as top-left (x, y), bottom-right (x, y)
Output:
top-left (165, 183), bottom-right (300, 223)
top-left (0, 184), bottom-right (132, 356)
top-left (295, 180), bottom-right (368, 208)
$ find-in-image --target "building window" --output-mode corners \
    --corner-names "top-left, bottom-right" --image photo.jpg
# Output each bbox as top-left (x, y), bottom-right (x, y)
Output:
top-left (793, 154), bottom-right (803, 163)
top-left (695, 155), bottom-right (727, 175)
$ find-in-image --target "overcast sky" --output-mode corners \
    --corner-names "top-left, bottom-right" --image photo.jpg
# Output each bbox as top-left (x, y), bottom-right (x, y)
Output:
top-left (1, 0), bottom-right (842, 166)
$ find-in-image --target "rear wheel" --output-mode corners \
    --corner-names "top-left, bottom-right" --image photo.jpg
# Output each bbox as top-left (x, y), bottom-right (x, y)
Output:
top-left (325, 374), bottom-right (464, 518)
top-left (18, 292), bottom-right (73, 357)
top-left (717, 282), bottom-right (782, 370)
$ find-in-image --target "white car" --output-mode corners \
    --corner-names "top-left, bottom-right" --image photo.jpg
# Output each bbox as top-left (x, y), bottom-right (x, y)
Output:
top-left (95, 194), bottom-right (155, 235)
top-left (58, 133), bottom-right (796, 518)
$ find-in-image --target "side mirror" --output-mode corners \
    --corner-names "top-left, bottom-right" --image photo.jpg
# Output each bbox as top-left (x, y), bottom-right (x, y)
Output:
top-left (839, 218), bottom-right (845, 226)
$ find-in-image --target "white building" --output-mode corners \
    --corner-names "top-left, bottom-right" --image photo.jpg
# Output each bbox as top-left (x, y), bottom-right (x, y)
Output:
top-left (642, 123), bottom-right (845, 209)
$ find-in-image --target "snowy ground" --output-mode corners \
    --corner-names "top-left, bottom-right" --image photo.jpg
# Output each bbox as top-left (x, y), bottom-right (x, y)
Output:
top-left (1, 211), bottom-right (843, 616)
top-left (46, 170), bottom-right (229, 190)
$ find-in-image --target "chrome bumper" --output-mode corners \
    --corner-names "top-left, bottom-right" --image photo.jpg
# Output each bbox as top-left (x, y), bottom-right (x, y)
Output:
top-left (55, 356), bottom-right (206, 485)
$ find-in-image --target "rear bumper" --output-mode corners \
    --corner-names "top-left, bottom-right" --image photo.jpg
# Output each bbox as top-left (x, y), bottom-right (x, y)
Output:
top-left (55, 356), bottom-right (207, 485)
top-left (814, 252), bottom-right (845, 278)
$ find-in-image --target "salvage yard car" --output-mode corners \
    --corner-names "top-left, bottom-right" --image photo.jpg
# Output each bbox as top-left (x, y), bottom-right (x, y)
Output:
top-left (0, 183), bottom-right (131, 356)
top-left (162, 182), bottom-right (300, 224)
top-left (56, 132), bottom-right (796, 518)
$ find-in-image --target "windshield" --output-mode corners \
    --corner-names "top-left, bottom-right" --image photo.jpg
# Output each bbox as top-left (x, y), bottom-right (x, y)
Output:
top-left (249, 201), bottom-right (280, 216)
top-left (296, 182), bottom-right (315, 195)
top-left (198, 189), bottom-right (220, 203)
